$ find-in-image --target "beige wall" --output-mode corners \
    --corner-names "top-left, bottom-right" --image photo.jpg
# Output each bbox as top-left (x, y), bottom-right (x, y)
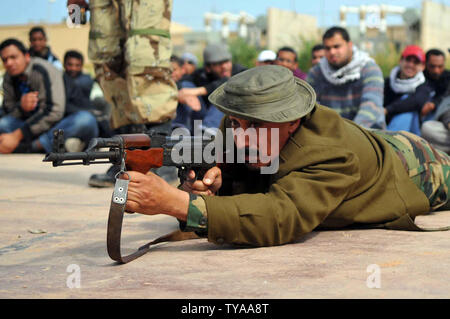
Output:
top-left (0, 23), bottom-right (90, 71)
top-left (0, 21), bottom-right (191, 72)
top-left (267, 7), bottom-right (319, 52)
top-left (421, 0), bottom-right (450, 55)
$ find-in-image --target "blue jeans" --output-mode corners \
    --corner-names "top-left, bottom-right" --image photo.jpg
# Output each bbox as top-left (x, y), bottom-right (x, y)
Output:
top-left (0, 111), bottom-right (99, 152)
top-left (387, 112), bottom-right (421, 136)
top-left (202, 105), bottom-right (225, 130)
top-left (0, 115), bottom-right (24, 133)
top-left (172, 80), bottom-right (226, 134)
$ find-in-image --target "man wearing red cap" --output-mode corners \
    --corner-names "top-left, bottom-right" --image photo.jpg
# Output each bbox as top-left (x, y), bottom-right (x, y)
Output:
top-left (383, 45), bottom-right (433, 135)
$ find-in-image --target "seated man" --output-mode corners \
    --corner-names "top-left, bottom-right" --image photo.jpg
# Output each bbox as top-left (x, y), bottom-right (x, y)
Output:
top-left (28, 26), bottom-right (62, 70)
top-left (422, 49), bottom-right (450, 116)
top-left (180, 52), bottom-right (198, 78)
top-left (421, 85), bottom-right (450, 153)
top-left (63, 50), bottom-right (93, 102)
top-left (65, 50), bottom-right (113, 138)
top-left (311, 44), bottom-right (325, 67)
top-left (274, 46), bottom-right (307, 80)
top-left (62, 50), bottom-right (99, 150)
top-left (384, 45), bottom-right (432, 135)
top-left (0, 38), bottom-right (97, 154)
top-left (307, 26), bottom-right (385, 129)
top-left (177, 43), bottom-right (246, 133)
top-left (170, 55), bottom-right (203, 133)
top-left (123, 66), bottom-right (449, 247)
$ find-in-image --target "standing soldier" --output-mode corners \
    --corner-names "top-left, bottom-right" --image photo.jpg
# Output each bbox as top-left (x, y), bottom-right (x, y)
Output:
top-left (67, 0), bottom-right (178, 187)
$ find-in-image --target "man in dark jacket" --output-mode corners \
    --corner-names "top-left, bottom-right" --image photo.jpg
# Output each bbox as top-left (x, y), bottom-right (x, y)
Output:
top-left (177, 43), bottom-right (246, 133)
top-left (122, 66), bottom-right (449, 247)
top-left (63, 50), bottom-right (93, 115)
top-left (422, 49), bottom-right (450, 116)
top-left (62, 50), bottom-right (100, 150)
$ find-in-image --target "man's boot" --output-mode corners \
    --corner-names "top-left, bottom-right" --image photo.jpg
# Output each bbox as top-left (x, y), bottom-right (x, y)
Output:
top-left (88, 164), bottom-right (121, 188)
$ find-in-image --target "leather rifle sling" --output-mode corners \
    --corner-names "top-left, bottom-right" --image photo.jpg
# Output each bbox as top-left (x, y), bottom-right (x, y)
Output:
top-left (107, 176), bottom-right (199, 264)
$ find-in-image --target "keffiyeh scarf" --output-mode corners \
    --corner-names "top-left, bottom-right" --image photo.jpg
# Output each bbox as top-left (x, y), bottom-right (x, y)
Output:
top-left (388, 66), bottom-right (425, 94)
top-left (319, 46), bottom-right (373, 85)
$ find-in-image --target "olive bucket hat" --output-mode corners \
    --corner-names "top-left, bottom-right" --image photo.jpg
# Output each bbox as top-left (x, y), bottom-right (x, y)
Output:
top-left (208, 65), bottom-right (316, 122)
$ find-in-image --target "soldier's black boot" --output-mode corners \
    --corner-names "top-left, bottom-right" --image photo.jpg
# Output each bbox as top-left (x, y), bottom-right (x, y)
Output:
top-left (88, 164), bottom-right (120, 188)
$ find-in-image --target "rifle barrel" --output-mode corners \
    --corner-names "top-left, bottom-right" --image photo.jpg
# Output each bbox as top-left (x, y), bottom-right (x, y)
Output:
top-left (43, 150), bottom-right (120, 166)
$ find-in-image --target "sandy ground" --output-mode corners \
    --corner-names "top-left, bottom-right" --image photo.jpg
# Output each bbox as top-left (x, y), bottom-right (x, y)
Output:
top-left (0, 154), bottom-right (449, 299)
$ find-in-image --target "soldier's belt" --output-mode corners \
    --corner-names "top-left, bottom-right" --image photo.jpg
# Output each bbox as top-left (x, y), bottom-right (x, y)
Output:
top-left (89, 28), bottom-right (170, 40)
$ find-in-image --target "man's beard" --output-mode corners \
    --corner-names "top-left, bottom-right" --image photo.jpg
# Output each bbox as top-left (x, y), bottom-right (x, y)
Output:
top-left (238, 147), bottom-right (263, 171)
top-left (330, 53), bottom-right (352, 69)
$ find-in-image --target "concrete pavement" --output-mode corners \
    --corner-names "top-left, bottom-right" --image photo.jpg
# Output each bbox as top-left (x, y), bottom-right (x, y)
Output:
top-left (0, 154), bottom-right (449, 298)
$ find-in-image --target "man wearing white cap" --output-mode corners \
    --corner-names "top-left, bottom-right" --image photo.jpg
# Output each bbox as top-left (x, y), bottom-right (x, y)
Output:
top-left (256, 50), bottom-right (276, 66)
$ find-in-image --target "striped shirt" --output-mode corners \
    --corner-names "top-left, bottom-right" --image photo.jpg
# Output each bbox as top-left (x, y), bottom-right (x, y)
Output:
top-left (307, 60), bottom-right (386, 129)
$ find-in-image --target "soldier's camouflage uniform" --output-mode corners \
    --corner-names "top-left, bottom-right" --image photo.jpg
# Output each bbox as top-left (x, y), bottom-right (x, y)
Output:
top-left (183, 129), bottom-right (450, 235)
top-left (88, 0), bottom-right (178, 129)
top-left (375, 130), bottom-right (450, 211)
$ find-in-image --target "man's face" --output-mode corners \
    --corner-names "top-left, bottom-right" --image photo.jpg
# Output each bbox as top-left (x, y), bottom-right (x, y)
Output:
top-left (323, 34), bottom-right (353, 69)
top-left (399, 56), bottom-right (424, 79)
top-left (182, 61), bottom-right (196, 75)
top-left (1, 45), bottom-right (30, 77)
top-left (311, 49), bottom-right (325, 66)
top-left (229, 115), bottom-right (300, 170)
top-left (274, 51), bottom-right (298, 72)
top-left (206, 60), bottom-right (232, 78)
top-left (64, 57), bottom-right (83, 78)
top-left (426, 54), bottom-right (445, 80)
top-left (30, 31), bottom-right (47, 53)
top-left (171, 61), bottom-right (184, 82)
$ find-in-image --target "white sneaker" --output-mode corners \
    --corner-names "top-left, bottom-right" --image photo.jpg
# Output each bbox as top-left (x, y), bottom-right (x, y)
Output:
top-left (65, 138), bottom-right (85, 152)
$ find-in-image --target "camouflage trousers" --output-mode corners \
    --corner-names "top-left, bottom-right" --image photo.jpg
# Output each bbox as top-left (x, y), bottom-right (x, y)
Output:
top-left (88, 0), bottom-right (177, 129)
top-left (375, 130), bottom-right (450, 211)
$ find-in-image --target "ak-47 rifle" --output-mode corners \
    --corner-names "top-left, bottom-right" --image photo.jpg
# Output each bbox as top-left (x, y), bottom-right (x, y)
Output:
top-left (43, 129), bottom-right (216, 263)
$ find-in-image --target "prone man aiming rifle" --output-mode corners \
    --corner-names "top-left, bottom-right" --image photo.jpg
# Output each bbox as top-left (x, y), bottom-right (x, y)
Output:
top-left (43, 129), bottom-right (216, 263)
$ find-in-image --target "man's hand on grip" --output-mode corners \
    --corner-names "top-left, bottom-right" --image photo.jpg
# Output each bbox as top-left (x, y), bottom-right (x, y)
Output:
top-left (180, 167), bottom-right (222, 196)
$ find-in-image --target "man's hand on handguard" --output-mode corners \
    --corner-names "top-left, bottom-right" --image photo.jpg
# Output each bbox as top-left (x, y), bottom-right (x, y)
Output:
top-left (125, 171), bottom-right (190, 221)
top-left (180, 167), bottom-right (222, 196)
